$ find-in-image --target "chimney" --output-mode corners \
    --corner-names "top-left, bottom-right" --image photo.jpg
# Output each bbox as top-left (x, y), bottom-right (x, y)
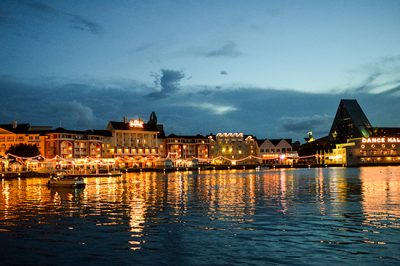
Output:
top-left (12, 120), bottom-right (17, 129)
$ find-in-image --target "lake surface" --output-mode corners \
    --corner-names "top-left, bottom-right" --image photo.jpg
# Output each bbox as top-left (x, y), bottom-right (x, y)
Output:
top-left (1, 167), bottom-right (400, 265)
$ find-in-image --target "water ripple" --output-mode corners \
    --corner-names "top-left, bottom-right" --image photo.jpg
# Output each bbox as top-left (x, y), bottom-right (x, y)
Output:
top-left (1, 167), bottom-right (400, 265)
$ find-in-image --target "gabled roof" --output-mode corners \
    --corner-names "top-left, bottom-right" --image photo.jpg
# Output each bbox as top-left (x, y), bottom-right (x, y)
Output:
top-left (269, 138), bottom-right (292, 146)
top-left (258, 138), bottom-right (293, 147)
top-left (256, 139), bottom-right (266, 146)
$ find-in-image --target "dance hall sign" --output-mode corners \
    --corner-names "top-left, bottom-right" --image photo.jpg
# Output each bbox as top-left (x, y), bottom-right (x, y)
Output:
top-left (362, 137), bottom-right (400, 144)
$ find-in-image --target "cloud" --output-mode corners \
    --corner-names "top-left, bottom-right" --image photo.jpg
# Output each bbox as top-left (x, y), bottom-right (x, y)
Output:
top-left (185, 102), bottom-right (237, 115)
top-left (2, 0), bottom-right (103, 35)
top-left (343, 55), bottom-right (400, 94)
top-left (204, 42), bottom-right (242, 58)
top-left (1, 74), bottom-right (400, 142)
top-left (280, 114), bottom-right (333, 136)
top-left (66, 13), bottom-right (103, 35)
top-left (220, 70), bottom-right (228, 75)
top-left (54, 100), bottom-right (96, 128)
top-left (147, 69), bottom-right (185, 99)
top-left (19, 0), bottom-right (55, 13)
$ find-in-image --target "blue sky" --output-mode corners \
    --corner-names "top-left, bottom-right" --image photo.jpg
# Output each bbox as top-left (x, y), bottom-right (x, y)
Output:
top-left (1, 0), bottom-right (400, 141)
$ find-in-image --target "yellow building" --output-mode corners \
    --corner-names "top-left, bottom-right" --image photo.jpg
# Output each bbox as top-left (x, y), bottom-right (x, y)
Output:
top-left (258, 138), bottom-right (298, 165)
top-left (209, 133), bottom-right (258, 165)
top-left (0, 122), bottom-right (47, 157)
top-left (104, 117), bottom-right (161, 167)
top-left (322, 142), bottom-right (355, 165)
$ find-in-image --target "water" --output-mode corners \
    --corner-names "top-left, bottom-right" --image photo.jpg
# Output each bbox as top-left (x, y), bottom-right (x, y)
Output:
top-left (1, 167), bottom-right (400, 265)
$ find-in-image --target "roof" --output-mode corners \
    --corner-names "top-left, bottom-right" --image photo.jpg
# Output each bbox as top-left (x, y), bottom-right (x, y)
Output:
top-left (0, 123), bottom-right (31, 134)
top-left (259, 138), bottom-right (292, 146)
top-left (87, 130), bottom-right (112, 137)
top-left (256, 139), bottom-right (265, 146)
top-left (166, 134), bottom-right (208, 139)
top-left (329, 99), bottom-right (372, 142)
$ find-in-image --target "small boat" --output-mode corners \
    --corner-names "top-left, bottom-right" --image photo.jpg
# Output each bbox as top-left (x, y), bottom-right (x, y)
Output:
top-left (47, 174), bottom-right (86, 188)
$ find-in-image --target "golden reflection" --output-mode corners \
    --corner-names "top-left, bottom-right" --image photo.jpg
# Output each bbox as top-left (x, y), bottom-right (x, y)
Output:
top-left (1, 179), bottom-right (10, 219)
top-left (360, 167), bottom-right (400, 229)
top-left (316, 168), bottom-right (326, 215)
top-left (328, 168), bottom-right (348, 203)
top-left (167, 172), bottom-right (188, 216)
top-left (2, 168), bottom-right (400, 253)
top-left (279, 169), bottom-right (288, 213)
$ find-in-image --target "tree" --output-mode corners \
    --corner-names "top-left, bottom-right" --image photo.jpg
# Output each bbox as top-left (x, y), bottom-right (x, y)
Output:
top-left (6, 143), bottom-right (40, 158)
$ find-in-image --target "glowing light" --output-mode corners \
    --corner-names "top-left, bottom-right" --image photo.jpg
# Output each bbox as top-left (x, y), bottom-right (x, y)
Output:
top-left (129, 119), bottom-right (144, 128)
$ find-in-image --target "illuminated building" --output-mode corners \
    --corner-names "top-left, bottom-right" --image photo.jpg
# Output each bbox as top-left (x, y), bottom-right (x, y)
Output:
top-left (104, 113), bottom-right (164, 167)
top-left (209, 133), bottom-right (258, 165)
top-left (164, 134), bottom-right (210, 160)
top-left (44, 128), bottom-right (108, 159)
top-left (0, 121), bottom-right (48, 156)
top-left (299, 99), bottom-right (400, 166)
top-left (329, 99), bottom-right (373, 143)
top-left (257, 138), bottom-right (298, 165)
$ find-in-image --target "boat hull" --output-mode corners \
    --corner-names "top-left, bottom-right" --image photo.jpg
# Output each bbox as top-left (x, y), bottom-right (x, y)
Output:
top-left (47, 177), bottom-right (86, 188)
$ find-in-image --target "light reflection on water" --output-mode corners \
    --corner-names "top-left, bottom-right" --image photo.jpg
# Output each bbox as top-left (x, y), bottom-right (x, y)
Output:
top-left (0, 167), bottom-right (400, 265)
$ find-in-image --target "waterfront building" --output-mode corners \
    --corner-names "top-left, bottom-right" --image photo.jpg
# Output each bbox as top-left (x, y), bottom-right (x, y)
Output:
top-left (0, 122), bottom-right (48, 157)
top-left (209, 133), bottom-right (258, 165)
top-left (104, 113), bottom-right (164, 167)
top-left (329, 99), bottom-right (373, 143)
top-left (299, 99), bottom-right (400, 166)
top-left (257, 138), bottom-right (298, 165)
top-left (44, 128), bottom-right (109, 159)
top-left (164, 134), bottom-right (210, 166)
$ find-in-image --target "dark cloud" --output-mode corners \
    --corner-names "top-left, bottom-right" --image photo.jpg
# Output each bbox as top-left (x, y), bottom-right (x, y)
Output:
top-left (147, 69), bottom-right (185, 99)
top-left (53, 100), bottom-right (96, 128)
top-left (220, 70), bottom-right (228, 75)
top-left (1, 0), bottom-right (103, 35)
top-left (281, 114), bottom-right (333, 136)
top-left (1, 75), bottom-right (400, 142)
top-left (66, 13), bottom-right (103, 35)
top-left (205, 42), bottom-right (242, 58)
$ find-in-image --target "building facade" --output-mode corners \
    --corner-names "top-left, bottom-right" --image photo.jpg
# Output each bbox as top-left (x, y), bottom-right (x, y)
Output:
top-left (44, 128), bottom-right (108, 159)
top-left (258, 139), bottom-right (297, 165)
top-left (209, 133), bottom-right (258, 165)
top-left (104, 117), bottom-right (161, 167)
top-left (300, 99), bottom-right (400, 166)
top-left (0, 122), bottom-right (47, 157)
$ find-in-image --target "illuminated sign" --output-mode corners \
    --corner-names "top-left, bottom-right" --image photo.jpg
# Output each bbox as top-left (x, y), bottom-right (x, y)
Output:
top-left (129, 119), bottom-right (144, 128)
top-left (362, 137), bottom-right (400, 144)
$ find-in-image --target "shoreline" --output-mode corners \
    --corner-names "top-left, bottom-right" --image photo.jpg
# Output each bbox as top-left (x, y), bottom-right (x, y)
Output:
top-left (3, 163), bottom-right (400, 179)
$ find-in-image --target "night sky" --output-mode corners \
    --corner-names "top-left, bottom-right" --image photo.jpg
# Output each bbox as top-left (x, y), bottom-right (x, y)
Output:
top-left (1, 0), bottom-right (399, 141)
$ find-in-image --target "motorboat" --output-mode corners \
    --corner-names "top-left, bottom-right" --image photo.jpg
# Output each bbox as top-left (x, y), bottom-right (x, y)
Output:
top-left (47, 174), bottom-right (85, 188)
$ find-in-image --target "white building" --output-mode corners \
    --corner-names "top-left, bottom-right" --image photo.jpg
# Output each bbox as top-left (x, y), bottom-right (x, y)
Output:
top-left (258, 139), bottom-right (298, 165)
